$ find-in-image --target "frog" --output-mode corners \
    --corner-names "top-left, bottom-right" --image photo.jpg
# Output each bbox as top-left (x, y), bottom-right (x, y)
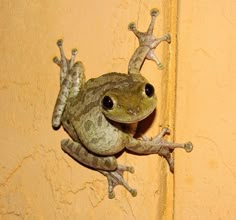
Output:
top-left (52, 8), bottom-right (193, 199)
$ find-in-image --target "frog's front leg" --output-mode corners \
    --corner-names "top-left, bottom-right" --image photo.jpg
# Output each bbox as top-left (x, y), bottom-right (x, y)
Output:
top-left (126, 128), bottom-right (193, 172)
top-left (52, 40), bottom-right (85, 129)
top-left (61, 139), bottom-right (136, 199)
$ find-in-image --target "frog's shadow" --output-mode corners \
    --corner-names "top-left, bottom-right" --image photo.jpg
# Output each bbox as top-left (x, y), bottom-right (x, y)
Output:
top-left (135, 108), bottom-right (157, 137)
top-left (116, 109), bottom-right (157, 158)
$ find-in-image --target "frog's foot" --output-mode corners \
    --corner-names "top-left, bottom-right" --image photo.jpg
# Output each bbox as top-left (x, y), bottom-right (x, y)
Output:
top-left (156, 141), bottom-right (193, 172)
top-left (151, 128), bottom-right (193, 172)
top-left (153, 128), bottom-right (193, 153)
top-left (128, 8), bottom-right (159, 42)
top-left (53, 39), bottom-right (78, 68)
top-left (53, 39), bottom-right (78, 84)
top-left (100, 165), bottom-right (137, 199)
top-left (129, 9), bottom-right (170, 48)
top-left (128, 9), bottom-right (172, 74)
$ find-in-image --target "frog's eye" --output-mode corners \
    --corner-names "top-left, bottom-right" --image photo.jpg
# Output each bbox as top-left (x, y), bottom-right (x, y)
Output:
top-left (145, 83), bottom-right (155, 97)
top-left (102, 96), bottom-right (114, 110)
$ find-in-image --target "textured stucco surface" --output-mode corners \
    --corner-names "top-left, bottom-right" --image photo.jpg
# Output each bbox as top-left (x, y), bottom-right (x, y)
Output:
top-left (3, 1), bottom-right (234, 219)
top-left (0, 1), bottom-right (175, 219)
top-left (175, 0), bottom-right (236, 219)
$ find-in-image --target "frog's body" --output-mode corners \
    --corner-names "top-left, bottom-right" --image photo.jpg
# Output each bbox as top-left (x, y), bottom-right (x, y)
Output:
top-left (62, 72), bottom-right (156, 156)
top-left (52, 9), bottom-right (193, 198)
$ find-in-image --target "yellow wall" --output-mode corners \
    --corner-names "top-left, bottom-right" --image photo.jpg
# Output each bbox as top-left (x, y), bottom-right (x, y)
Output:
top-left (1, 0), bottom-right (236, 219)
top-left (175, 0), bottom-right (236, 219)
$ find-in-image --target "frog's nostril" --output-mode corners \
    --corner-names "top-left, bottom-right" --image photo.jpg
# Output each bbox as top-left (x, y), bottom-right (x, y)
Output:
top-left (127, 109), bottom-right (136, 115)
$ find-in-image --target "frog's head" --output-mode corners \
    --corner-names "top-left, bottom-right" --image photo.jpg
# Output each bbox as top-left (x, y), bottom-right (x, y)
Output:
top-left (100, 76), bottom-right (157, 123)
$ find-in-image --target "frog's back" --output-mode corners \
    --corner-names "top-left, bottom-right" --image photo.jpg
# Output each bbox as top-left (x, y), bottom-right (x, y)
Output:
top-left (69, 72), bottom-right (133, 114)
top-left (81, 72), bottom-right (136, 102)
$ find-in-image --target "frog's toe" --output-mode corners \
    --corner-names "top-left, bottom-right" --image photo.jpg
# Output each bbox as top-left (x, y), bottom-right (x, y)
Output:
top-left (162, 127), bottom-right (171, 135)
top-left (128, 22), bottom-right (136, 31)
top-left (71, 48), bottom-right (78, 56)
top-left (166, 34), bottom-right (171, 44)
top-left (167, 157), bottom-right (174, 173)
top-left (130, 189), bottom-right (137, 197)
top-left (128, 166), bottom-right (135, 174)
top-left (53, 56), bottom-right (60, 65)
top-left (157, 63), bottom-right (164, 70)
top-left (108, 191), bottom-right (115, 199)
top-left (117, 164), bottom-right (135, 174)
top-left (184, 141), bottom-right (193, 153)
top-left (56, 39), bottom-right (63, 47)
top-left (150, 8), bottom-right (159, 17)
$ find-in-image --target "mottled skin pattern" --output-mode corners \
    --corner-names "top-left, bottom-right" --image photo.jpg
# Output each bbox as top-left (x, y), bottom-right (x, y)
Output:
top-left (52, 9), bottom-right (193, 199)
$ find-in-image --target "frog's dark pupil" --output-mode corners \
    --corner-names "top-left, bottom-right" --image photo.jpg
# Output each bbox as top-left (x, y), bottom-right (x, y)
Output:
top-left (145, 83), bottom-right (154, 97)
top-left (102, 96), bottom-right (114, 110)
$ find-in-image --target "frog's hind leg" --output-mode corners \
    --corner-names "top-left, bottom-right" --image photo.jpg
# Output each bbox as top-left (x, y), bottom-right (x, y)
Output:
top-left (52, 40), bottom-right (85, 129)
top-left (61, 139), bottom-right (117, 171)
top-left (61, 139), bottom-right (137, 199)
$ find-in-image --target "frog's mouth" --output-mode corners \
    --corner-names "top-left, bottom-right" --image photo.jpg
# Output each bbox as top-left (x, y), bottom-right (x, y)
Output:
top-left (102, 104), bottom-right (156, 124)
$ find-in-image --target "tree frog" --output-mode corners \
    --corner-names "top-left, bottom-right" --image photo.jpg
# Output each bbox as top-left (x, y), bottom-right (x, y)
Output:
top-left (52, 9), bottom-right (193, 199)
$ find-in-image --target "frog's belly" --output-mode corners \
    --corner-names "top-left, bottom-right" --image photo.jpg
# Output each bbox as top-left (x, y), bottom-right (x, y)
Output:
top-left (77, 113), bottom-right (125, 156)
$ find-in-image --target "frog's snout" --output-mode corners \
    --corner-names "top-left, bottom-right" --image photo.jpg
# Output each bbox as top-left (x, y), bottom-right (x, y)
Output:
top-left (127, 107), bottom-right (140, 116)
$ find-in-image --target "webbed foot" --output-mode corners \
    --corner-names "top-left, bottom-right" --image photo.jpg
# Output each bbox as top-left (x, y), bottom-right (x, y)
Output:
top-left (100, 165), bottom-right (137, 199)
top-left (53, 39), bottom-right (79, 84)
top-left (151, 128), bottom-right (193, 172)
top-left (128, 9), bottom-right (172, 74)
